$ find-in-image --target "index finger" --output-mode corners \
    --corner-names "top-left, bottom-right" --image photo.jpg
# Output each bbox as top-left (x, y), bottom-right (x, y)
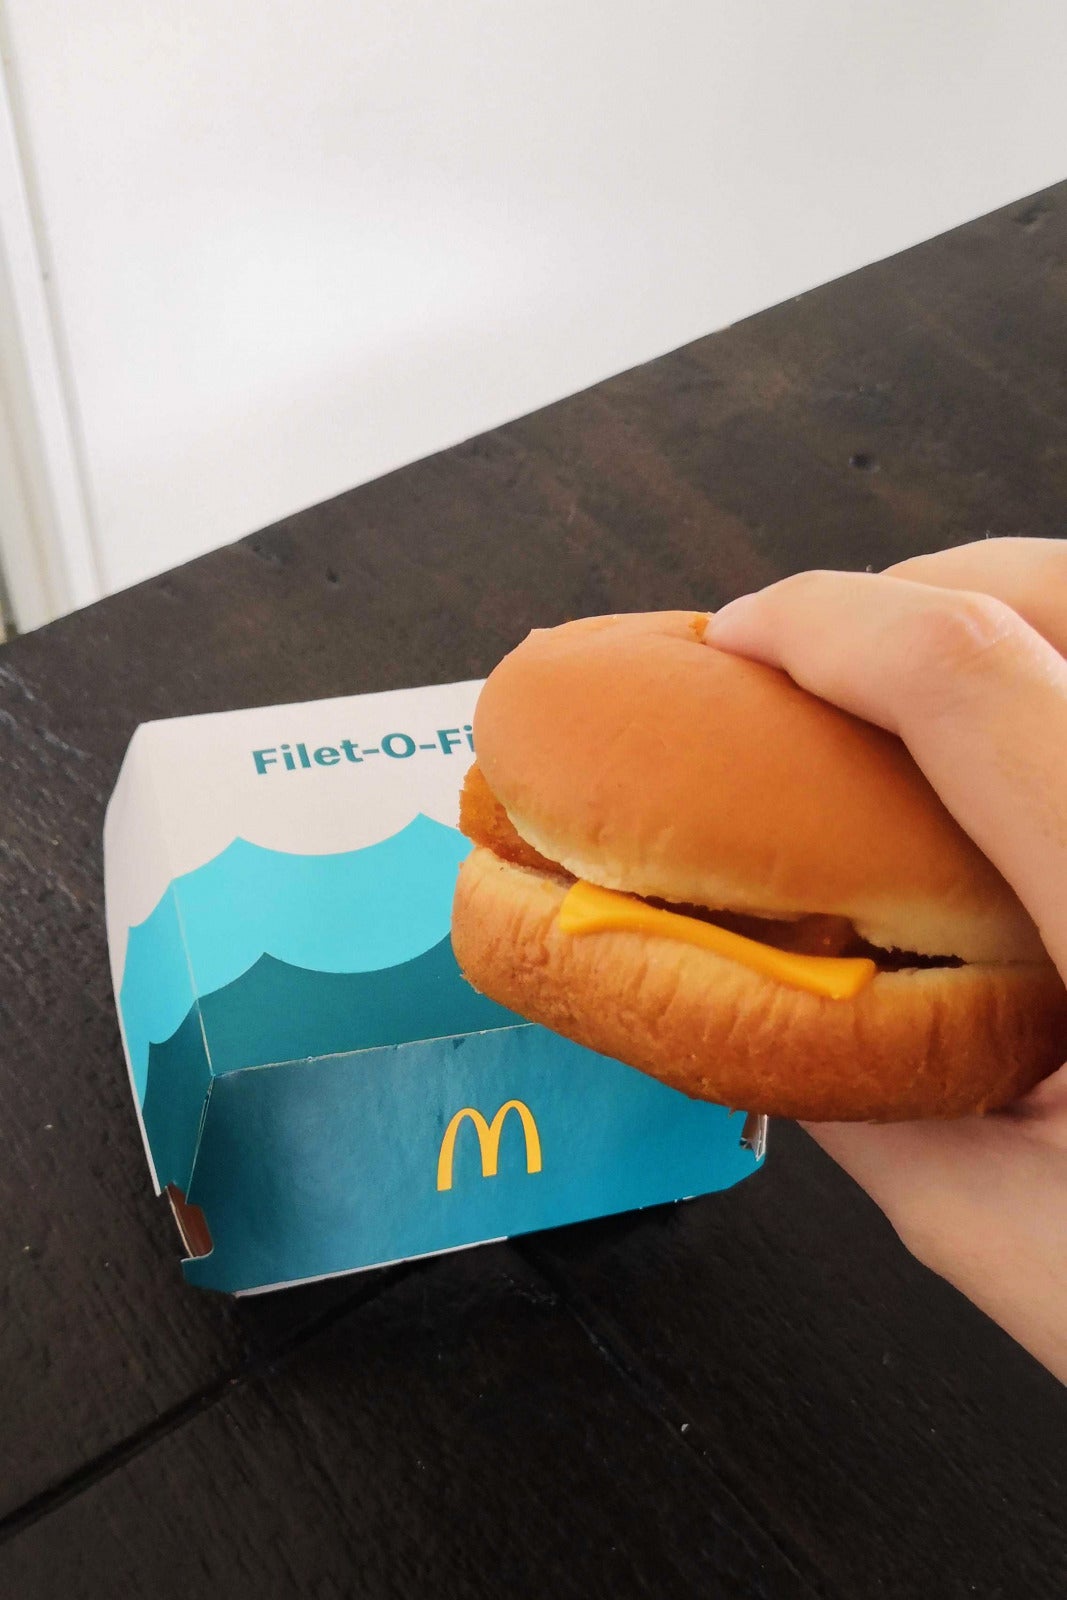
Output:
top-left (884, 537), bottom-right (1067, 654)
top-left (706, 571), bottom-right (1067, 970)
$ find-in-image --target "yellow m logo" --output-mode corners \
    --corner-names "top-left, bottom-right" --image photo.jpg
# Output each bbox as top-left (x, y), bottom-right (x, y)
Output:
top-left (436, 1100), bottom-right (542, 1192)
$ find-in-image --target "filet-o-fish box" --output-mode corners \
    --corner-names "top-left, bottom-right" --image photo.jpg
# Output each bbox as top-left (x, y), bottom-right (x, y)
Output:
top-left (104, 679), bottom-right (764, 1293)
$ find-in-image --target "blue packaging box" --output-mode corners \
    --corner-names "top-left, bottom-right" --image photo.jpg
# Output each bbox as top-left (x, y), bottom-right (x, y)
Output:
top-left (104, 680), bottom-right (763, 1293)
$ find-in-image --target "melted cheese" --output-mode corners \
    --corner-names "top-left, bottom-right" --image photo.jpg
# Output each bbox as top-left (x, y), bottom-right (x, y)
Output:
top-left (558, 880), bottom-right (876, 1000)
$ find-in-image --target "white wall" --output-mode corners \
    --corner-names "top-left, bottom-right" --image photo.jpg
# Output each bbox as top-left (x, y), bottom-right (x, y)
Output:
top-left (2, 2), bottom-right (1067, 622)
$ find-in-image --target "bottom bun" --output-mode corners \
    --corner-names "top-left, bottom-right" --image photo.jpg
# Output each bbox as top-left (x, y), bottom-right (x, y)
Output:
top-left (451, 847), bottom-right (1067, 1121)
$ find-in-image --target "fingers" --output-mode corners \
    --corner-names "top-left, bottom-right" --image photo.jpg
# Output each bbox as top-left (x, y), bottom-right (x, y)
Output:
top-left (707, 571), bottom-right (1067, 969)
top-left (724, 539), bottom-right (1067, 1381)
top-left (885, 538), bottom-right (1067, 655)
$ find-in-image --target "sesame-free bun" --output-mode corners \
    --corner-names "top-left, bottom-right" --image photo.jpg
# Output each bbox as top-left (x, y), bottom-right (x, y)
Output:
top-left (473, 612), bottom-right (1044, 964)
top-left (453, 848), bottom-right (1067, 1120)
top-left (452, 611), bottom-right (1067, 1120)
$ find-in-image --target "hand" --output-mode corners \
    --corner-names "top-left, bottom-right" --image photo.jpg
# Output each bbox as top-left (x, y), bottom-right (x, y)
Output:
top-left (706, 537), bottom-right (1067, 1383)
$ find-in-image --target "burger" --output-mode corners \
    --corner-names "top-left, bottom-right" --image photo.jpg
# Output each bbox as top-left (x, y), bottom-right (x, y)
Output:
top-left (451, 611), bottom-right (1067, 1120)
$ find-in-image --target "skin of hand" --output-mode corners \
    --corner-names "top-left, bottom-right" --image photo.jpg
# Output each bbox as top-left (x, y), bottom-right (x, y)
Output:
top-left (705, 537), bottom-right (1067, 1383)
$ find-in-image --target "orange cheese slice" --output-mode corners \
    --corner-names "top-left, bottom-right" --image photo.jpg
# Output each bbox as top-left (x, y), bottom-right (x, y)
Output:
top-left (558, 879), bottom-right (876, 1001)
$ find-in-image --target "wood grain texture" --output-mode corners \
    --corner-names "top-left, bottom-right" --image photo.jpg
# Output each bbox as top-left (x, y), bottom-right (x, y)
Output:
top-left (0, 1252), bottom-right (821, 1600)
top-left (525, 1122), bottom-right (1067, 1600)
top-left (2, 179), bottom-right (1067, 1594)
top-left (0, 646), bottom-right (409, 1512)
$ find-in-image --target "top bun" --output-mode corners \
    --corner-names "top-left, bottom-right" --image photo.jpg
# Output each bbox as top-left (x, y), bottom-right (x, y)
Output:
top-left (473, 611), bottom-right (1045, 963)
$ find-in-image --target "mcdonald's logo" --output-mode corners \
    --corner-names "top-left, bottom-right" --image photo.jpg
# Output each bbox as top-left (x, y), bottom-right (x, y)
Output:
top-left (436, 1100), bottom-right (542, 1192)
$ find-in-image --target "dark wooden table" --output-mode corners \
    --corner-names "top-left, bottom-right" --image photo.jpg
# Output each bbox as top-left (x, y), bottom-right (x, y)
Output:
top-left (3, 183), bottom-right (1067, 1600)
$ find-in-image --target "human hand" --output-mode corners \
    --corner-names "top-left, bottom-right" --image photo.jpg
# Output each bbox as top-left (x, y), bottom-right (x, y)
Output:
top-left (706, 537), bottom-right (1067, 1382)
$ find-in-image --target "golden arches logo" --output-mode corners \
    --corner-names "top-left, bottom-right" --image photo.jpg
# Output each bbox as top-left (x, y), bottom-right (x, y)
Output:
top-left (436, 1100), bottom-right (542, 1192)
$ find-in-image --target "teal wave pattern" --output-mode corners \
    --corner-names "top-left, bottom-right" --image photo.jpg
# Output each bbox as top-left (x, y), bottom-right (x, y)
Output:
top-left (120, 815), bottom-right (473, 1102)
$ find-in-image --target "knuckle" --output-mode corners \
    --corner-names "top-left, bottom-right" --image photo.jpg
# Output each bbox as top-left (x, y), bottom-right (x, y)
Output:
top-left (780, 569), bottom-right (833, 595)
top-left (771, 569), bottom-right (836, 610)
top-left (902, 591), bottom-right (1023, 691)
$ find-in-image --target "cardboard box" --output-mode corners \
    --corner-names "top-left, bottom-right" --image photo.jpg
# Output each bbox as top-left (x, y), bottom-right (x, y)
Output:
top-left (104, 680), bottom-right (764, 1293)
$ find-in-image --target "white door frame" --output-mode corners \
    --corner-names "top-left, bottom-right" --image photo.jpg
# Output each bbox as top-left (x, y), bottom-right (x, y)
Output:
top-left (0, 19), bottom-right (101, 632)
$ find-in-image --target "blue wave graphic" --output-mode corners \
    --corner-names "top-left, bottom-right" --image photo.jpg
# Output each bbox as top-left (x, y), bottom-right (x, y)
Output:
top-left (120, 815), bottom-right (472, 1101)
